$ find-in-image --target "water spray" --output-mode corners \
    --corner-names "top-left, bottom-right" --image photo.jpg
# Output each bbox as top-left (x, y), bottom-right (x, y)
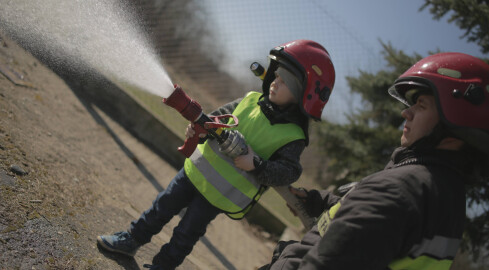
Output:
top-left (0, 0), bottom-right (174, 98)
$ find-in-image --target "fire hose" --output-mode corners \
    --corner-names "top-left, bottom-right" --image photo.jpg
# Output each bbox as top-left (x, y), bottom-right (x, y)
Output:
top-left (163, 76), bottom-right (315, 231)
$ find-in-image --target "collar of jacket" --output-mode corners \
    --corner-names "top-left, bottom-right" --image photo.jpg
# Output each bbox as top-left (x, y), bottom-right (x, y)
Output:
top-left (257, 94), bottom-right (303, 125)
top-left (257, 94), bottom-right (310, 145)
top-left (389, 147), bottom-right (473, 177)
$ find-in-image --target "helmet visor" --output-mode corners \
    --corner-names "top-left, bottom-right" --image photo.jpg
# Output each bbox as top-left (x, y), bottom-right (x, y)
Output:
top-left (388, 81), bottom-right (433, 106)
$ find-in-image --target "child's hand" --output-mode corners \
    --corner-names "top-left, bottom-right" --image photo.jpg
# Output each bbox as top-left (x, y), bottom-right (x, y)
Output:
top-left (233, 145), bottom-right (255, 171)
top-left (185, 123), bottom-right (206, 139)
top-left (185, 123), bottom-right (195, 139)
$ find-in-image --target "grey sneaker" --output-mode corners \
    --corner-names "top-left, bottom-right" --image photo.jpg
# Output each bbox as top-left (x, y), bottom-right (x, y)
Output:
top-left (97, 231), bottom-right (141, 256)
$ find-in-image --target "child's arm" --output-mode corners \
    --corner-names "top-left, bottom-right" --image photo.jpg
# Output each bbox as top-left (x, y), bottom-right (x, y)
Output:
top-left (251, 140), bottom-right (306, 186)
top-left (208, 98), bottom-right (243, 117)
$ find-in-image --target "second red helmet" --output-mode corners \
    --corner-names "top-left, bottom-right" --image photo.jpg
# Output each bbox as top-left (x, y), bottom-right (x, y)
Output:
top-left (389, 52), bottom-right (489, 154)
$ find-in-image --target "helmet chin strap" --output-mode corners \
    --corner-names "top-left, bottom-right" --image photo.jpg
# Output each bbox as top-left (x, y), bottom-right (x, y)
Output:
top-left (408, 122), bottom-right (453, 151)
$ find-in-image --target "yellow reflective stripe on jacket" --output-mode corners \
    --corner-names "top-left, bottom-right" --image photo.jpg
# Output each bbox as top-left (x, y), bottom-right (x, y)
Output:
top-left (317, 200), bottom-right (458, 270)
top-left (317, 202), bottom-right (341, 237)
top-left (408, 235), bottom-right (460, 259)
top-left (389, 255), bottom-right (452, 270)
top-left (389, 235), bottom-right (459, 270)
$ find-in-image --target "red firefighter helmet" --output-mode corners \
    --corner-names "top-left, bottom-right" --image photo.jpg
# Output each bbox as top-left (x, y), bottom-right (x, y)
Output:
top-left (388, 52), bottom-right (489, 154)
top-left (262, 40), bottom-right (336, 120)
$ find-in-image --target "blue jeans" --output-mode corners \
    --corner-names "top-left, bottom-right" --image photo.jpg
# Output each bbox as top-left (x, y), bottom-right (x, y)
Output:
top-left (130, 168), bottom-right (221, 268)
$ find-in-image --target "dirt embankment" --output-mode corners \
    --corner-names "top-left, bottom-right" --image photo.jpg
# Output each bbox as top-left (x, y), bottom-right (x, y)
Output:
top-left (0, 32), bottom-right (277, 269)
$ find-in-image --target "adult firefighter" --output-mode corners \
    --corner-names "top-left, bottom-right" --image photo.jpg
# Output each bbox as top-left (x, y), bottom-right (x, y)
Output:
top-left (260, 52), bottom-right (489, 270)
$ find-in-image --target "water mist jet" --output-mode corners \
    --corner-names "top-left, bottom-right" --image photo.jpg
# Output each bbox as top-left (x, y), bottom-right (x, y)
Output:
top-left (0, 0), bottom-right (174, 98)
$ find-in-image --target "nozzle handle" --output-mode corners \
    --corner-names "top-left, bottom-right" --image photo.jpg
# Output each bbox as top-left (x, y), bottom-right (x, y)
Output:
top-left (204, 114), bottom-right (239, 129)
top-left (178, 124), bottom-right (208, 158)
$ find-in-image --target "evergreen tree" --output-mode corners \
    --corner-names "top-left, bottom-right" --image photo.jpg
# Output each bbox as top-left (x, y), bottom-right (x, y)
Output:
top-left (316, 43), bottom-right (422, 189)
top-left (421, 0), bottom-right (489, 54)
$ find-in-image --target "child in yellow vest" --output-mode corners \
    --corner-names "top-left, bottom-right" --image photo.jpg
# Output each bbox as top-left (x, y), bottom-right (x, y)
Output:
top-left (97, 40), bottom-right (336, 270)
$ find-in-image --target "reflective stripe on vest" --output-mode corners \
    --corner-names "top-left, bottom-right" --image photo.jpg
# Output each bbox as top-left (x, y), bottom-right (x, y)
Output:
top-left (184, 91), bottom-right (305, 217)
top-left (318, 200), bottom-right (458, 270)
top-left (188, 140), bottom-right (261, 210)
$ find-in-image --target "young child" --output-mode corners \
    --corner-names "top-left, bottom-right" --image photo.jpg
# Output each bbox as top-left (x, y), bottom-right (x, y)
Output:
top-left (97, 39), bottom-right (336, 270)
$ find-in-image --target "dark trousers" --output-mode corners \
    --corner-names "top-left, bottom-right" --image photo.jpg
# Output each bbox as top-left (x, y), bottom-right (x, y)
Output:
top-left (130, 168), bottom-right (221, 269)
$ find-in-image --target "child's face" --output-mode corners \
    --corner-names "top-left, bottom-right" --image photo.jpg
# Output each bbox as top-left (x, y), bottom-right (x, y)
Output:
top-left (269, 74), bottom-right (298, 107)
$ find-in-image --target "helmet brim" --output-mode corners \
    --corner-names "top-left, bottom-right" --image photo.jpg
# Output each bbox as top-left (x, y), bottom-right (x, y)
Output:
top-left (388, 80), bottom-right (433, 106)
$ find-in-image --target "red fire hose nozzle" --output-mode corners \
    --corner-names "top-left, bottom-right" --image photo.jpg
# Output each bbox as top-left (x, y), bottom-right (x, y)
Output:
top-left (162, 84), bottom-right (241, 158)
top-left (162, 85), bottom-right (203, 122)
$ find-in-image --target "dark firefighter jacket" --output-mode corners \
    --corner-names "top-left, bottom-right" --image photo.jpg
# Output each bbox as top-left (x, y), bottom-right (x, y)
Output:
top-left (265, 146), bottom-right (470, 270)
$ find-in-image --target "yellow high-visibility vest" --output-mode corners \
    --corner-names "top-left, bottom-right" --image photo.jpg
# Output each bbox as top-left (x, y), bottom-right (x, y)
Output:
top-left (184, 91), bottom-right (305, 219)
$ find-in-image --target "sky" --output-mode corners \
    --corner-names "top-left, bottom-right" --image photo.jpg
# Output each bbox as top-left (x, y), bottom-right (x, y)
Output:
top-left (202, 0), bottom-right (486, 122)
top-left (3, 0), bottom-right (482, 122)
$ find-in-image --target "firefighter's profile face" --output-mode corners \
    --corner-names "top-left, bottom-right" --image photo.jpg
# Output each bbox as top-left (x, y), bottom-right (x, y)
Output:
top-left (400, 94), bottom-right (439, 147)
